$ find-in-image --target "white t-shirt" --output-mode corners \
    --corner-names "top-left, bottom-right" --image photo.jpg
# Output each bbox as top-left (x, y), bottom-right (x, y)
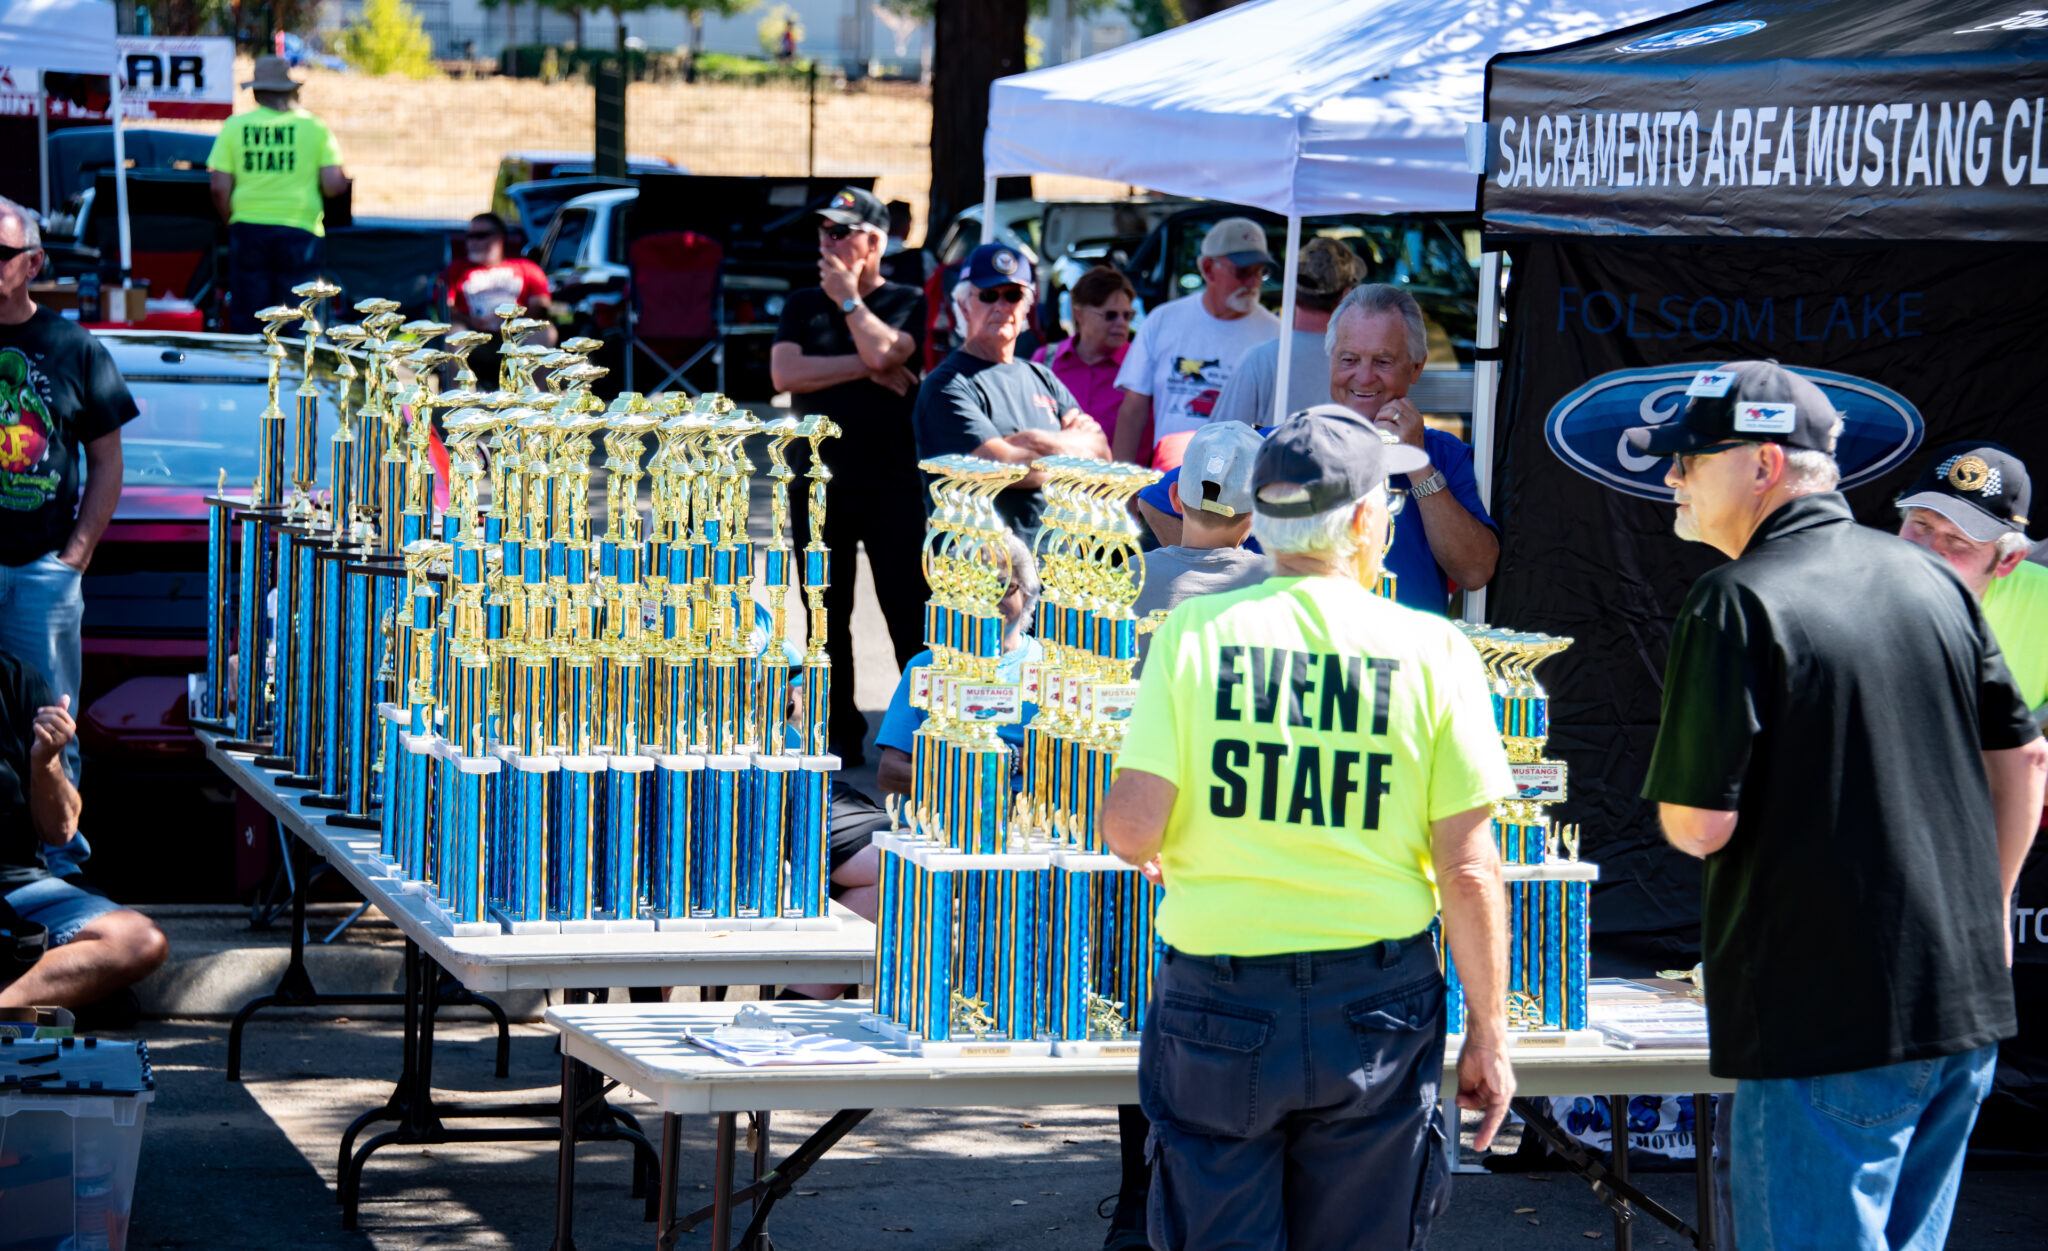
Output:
top-left (1116, 294), bottom-right (1279, 450)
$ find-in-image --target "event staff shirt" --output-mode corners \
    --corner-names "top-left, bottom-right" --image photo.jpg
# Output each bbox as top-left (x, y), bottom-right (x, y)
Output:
top-left (774, 283), bottom-right (926, 473)
top-left (0, 653), bottom-right (58, 887)
top-left (0, 309), bottom-right (139, 566)
top-left (912, 353), bottom-right (1078, 541)
top-left (1209, 329), bottom-right (1332, 429)
top-left (1116, 295), bottom-right (1278, 453)
top-left (441, 257), bottom-right (551, 326)
top-left (875, 638), bottom-right (1045, 770)
top-left (1117, 576), bottom-right (1510, 958)
top-left (1983, 557), bottom-right (2048, 711)
top-left (1032, 337), bottom-right (1127, 446)
top-left (205, 106), bottom-right (344, 236)
top-left (1642, 494), bottom-right (2037, 1080)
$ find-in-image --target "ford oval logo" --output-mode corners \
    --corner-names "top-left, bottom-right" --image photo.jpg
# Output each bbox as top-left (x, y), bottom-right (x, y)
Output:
top-left (1544, 364), bottom-right (1924, 503)
top-left (1616, 20), bottom-right (1767, 54)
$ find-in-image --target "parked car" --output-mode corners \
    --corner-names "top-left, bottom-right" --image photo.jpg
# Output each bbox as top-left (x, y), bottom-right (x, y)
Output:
top-left (503, 176), bottom-right (635, 244)
top-left (1126, 204), bottom-right (1482, 367)
top-left (489, 150), bottom-right (683, 223)
top-left (78, 330), bottom-right (361, 901)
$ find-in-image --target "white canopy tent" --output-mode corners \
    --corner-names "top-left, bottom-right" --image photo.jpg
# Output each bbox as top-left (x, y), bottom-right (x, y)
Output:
top-left (984, 0), bottom-right (1691, 616)
top-left (1, 0), bottom-right (130, 275)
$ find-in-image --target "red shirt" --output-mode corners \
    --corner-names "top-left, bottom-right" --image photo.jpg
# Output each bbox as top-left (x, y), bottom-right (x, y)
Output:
top-left (440, 257), bottom-right (550, 324)
top-left (1032, 338), bottom-right (1129, 445)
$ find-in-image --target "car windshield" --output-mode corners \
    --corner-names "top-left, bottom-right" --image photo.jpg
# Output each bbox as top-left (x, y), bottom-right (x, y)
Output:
top-left (124, 378), bottom-right (347, 489)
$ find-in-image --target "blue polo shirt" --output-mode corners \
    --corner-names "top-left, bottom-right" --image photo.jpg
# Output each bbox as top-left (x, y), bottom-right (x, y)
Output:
top-left (1136, 425), bottom-right (1492, 616)
top-left (875, 638), bottom-right (1045, 767)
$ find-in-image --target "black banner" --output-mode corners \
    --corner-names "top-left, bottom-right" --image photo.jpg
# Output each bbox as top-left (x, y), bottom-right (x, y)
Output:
top-left (1482, 0), bottom-right (2048, 242)
top-left (1489, 237), bottom-right (2048, 964)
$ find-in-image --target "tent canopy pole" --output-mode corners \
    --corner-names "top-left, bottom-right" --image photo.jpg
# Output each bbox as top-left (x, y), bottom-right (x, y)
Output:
top-left (109, 68), bottom-right (132, 282)
top-left (979, 174), bottom-right (998, 245)
top-left (1271, 214), bottom-right (1302, 428)
top-left (36, 72), bottom-right (50, 219)
top-left (1462, 248), bottom-right (1502, 625)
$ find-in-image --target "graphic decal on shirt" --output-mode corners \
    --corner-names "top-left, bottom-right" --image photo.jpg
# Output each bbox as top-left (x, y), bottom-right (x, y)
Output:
top-left (1206, 645), bottom-right (1402, 827)
top-left (458, 265), bottom-right (534, 321)
top-left (1167, 356), bottom-right (1226, 423)
top-left (0, 349), bottom-right (59, 511)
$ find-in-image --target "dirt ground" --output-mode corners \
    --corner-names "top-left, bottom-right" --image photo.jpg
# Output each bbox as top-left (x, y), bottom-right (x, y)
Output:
top-left (157, 58), bottom-right (1124, 238)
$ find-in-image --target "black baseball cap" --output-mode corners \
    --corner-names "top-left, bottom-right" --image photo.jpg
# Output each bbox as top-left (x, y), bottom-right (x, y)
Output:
top-left (1252, 404), bottom-right (1430, 518)
top-left (1897, 442), bottom-right (2032, 541)
top-left (1624, 360), bottom-right (1840, 457)
top-left (818, 186), bottom-right (888, 232)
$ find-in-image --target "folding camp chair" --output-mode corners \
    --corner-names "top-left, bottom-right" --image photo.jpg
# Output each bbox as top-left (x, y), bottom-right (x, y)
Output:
top-left (625, 230), bottom-right (725, 396)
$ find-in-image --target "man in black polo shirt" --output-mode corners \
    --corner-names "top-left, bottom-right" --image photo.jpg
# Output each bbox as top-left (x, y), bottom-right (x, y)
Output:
top-left (770, 187), bottom-right (928, 766)
top-left (1630, 361), bottom-right (2048, 1250)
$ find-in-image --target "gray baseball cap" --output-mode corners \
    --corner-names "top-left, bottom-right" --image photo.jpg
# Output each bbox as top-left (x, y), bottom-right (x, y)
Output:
top-left (1177, 421), bottom-right (1264, 517)
top-left (1252, 404), bottom-right (1430, 518)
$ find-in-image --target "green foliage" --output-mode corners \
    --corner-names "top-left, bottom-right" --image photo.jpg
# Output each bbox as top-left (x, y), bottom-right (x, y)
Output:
top-left (691, 50), bottom-right (810, 81)
top-left (755, 3), bottom-right (803, 56)
top-left (337, 0), bottom-right (438, 77)
top-left (1123, 0), bottom-right (1184, 37)
top-left (671, 0), bottom-right (757, 18)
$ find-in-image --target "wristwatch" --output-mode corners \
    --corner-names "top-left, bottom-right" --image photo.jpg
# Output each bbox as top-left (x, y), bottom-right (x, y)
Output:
top-left (840, 295), bottom-right (863, 314)
top-left (1408, 469), bottom-right (1448, 498)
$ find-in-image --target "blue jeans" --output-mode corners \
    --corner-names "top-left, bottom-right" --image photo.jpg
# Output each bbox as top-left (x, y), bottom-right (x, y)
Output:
top-left (228, 222), bottom-right (325, 334)
top-left (0, 550), bottom-right (83, 777)
top-left (1139, 934), bottom-right (1451, 1251)
top-left (6, 841), bottom-right (119, 945)
top-left (1731, 1044), bottom-right (1998, 1251)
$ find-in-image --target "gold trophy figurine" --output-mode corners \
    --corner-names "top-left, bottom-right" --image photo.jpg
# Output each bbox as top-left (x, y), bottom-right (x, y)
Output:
top-left (253, 304), bottom-right (304, 509)
top-left (323, 323), bottom-right (368, 541)
top-left (286, 279), bottom-right (341, 519)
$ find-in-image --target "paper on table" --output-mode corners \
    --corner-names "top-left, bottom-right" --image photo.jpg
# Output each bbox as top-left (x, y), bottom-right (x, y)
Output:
top-left (684, 1029), bottom-right (894, 1067)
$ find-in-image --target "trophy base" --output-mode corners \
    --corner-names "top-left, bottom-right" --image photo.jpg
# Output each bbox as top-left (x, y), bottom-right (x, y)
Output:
top-left (190, 716), bottom-right (232, 733)
top-left (491, 910), bottom-right (561, 936)
top-left (856, 1013), bottom-right (1054, 1060)
top-left (302, 794), bottom-right (347, 810)
top-left (214, 739), bottom-right (271, 756)
top-left (1050, 1036), bottom-right (1142, 1059)
top-left (277, 774), bottom-right (319, 791)
top-left (1446, 1028), bottom-right (1609, 1052)
top-left (653, 913), bottom-right (845, 932)
top-left (327, 813), bottom-right (382, 831)
top-left (253, 754), bottom-right (295, 771)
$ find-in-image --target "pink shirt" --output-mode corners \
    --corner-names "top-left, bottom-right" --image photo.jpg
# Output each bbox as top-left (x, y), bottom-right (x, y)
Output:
top-left (1033, 338), bottom-right (1128, 444)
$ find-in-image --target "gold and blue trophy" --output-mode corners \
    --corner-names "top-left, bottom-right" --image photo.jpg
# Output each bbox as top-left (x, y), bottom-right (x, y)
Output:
top-left (1446, 628), bottom-right (1595, 1039)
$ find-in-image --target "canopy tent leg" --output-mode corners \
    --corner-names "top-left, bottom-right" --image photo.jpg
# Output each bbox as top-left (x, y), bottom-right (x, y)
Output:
top-left (980, 173), bottom-right (998, 245)
top-left (1463, 249), bottom-right (1503, 625)
top-left (109, 68), bottom-right (132, 284)
top-left (36, 73), bottom-right (50, 219)
top-left (1270, 214), bottom-right (1302, 428)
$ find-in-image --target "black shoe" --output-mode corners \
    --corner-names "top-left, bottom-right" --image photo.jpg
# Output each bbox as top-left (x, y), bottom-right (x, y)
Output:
top-left (1101, 1189), bottom-right (1150, 1250)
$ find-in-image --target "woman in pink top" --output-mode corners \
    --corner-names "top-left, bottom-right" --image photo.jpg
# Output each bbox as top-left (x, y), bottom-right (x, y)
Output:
top-left (1033, 266), bottom-right (1134, 446)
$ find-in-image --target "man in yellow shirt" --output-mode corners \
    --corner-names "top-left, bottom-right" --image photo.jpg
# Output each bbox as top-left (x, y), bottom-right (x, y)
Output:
top-left (205, 55), bottom-right (350, 332)
top-left (1102, 404), bottom-right (1515, 1251)
top-left (1896, 442), bottom-right (2048, 720)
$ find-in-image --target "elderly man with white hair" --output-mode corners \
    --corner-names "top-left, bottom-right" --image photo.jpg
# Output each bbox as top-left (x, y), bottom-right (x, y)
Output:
top-left (1102, 404), bottom-right (1515, 1251)
top-left (911, 242), bottom-right (1109, 544)
top-left (1326, 283), bottom-right (1497, 614)
top-left (1895, 441), bottom-right (2048, 723)
top-left (1632, 362), bottom-right (2047, 1251)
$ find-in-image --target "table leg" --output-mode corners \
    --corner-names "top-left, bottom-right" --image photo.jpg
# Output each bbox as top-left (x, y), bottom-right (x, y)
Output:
top-left (1694, 1094), bottom-right (1716, 1251)
top-left (751, 1111), bottom-right (771, 1219)
top-left (1510, 1097), bottom-right (1697, 1245)
top-left (711, 1112), bottom-right (738, 1251)
top-left (552, 1052), bottom-right (581, 1251)
top-left (656, 1113), bottom-right (683, 1251)
top-left (1609, 1094), bottom-right (1633, 1251)
top-left (338, 937), bottom-right (422, 1194)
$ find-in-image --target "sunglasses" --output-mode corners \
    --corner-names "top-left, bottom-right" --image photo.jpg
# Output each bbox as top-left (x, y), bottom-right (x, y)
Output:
top-left (819, 224), bottom-right (856, 242)
top-left (0, 242), bottom-right (38, 264)
top-left (976, 287), bottom-right (1028, 305)
top-left (1087, 308), bottom-right (1133, 322)
top-left (1225, 261), bottom-right (1268, 282)
top-left (465, 229), bottom-right (501, 241)
top-left (1672, 441), bottom-right (1750, 478)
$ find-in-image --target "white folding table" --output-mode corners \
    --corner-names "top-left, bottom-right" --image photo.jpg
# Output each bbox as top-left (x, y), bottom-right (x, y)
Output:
top-left (549, 999), bottom-right (1735, 1251)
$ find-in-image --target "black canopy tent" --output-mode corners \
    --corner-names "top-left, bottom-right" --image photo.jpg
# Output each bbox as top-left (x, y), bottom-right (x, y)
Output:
top-left (1478, 0), bottom-right (2048, 1156)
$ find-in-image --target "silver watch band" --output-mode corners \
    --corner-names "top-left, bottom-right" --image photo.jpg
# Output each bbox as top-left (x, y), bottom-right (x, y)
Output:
top-left (1408, 469), bottom-right (1448, 498)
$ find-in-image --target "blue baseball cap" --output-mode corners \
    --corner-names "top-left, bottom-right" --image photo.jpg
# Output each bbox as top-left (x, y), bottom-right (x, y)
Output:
top-left (963, 242), bottom-right (1034, 290)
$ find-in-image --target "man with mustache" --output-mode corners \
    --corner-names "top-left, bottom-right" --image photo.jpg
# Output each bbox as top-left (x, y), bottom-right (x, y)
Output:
top-left (1112, 218), bottom-right (1279, 467)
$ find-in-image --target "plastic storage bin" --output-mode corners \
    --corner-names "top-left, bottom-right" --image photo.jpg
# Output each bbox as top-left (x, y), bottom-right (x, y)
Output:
top-left (0, 1037), bottom-right (154, 1251)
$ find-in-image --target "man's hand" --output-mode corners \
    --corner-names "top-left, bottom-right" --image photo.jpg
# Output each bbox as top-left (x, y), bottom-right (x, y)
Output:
top-left (1008, 427), bottom-right (1068, 455)
top-left (1374, 396), bottom-right (1427, 452)
top-left (1137, 856), bottom-right (1165, 887)
top-left (819, 252), bottom-right (860, 306)
top-left (1455, 1038), bottom-right (1516, 1151)
top-left (1059, 408), bottom-right (1102, 438)
top-left (868, 363), bottom-right (916, 396)
top-left (53, 549), bottom-right (87, 572)
top-left (30, 695), bottom-right (74, 766)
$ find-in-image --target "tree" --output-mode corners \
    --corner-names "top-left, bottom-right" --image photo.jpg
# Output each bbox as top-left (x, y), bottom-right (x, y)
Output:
top-left (927, 0), bottom-right (1030, 240)
top-left (666, 0), bottom-right (755, 78)
top-left (337, 0), bottom-right (437, 77)
top-left (755, 3), bottom-right (802, 58)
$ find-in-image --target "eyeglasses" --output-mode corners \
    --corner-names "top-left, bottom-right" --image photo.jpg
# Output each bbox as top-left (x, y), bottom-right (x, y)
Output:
top-left (1226, 261), bottom-right (1268, 282)
top-left (976, 287), bottom-right (1028, 305)
top-left (464, 230), bottom-right (500, 241)
top-left (819, 224), bottom-right (856, 242)
top-left (0, 242), bottom-right (38, 264)
top-left (1087, 308), bottom-right (1133, 322)
top-left (1671, 441), bottom-right (1749, 478)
